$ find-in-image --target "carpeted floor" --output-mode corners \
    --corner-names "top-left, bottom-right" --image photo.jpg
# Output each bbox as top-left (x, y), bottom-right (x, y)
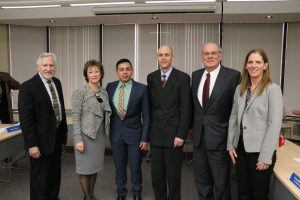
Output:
top-left (0, 153), bottom-right (201, 200)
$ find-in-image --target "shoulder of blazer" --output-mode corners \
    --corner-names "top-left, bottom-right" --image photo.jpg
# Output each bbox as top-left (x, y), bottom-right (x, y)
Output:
top-left (265, 83), bottom-right (282, 94)
top-left (191, 68), bottom-right (204, 82)
top-left (221, 65), bottom-right (240, 76)
top-left (21, 73), bottom-right (42, 88)
top-left (106, 81), bottom-right (119, 89)
top-left (192, 68), bottom-right (204, 76)
top-left (133, 80), bottom-right (147, 88)
top-left (52, 76), bottom-right (62, 85)
top-left (147, 69), bottom-right (160, 78)
top-left (173, 68), bottom-right (189, 78)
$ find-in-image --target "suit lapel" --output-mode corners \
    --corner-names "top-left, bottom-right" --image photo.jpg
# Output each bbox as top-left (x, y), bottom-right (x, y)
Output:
top-left (193, 69), bottom-right (204, 109)
top-left (127, 80), bottom-right (137, 113)
top-left (109, 81), bottom-right (119, 114)
top-left (238, 91), bottom-right (247, 124)
top-left (156, 68), bottom-right (178, 104)
top-left (34, 74), bottom-right (52, 108)
top-left (207, 66), bottom-right (227, 109)
top-left (245, 91), bottom-right (258, 111)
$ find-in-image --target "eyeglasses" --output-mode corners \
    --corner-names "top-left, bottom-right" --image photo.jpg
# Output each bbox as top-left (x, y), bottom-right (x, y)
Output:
top-left (202, 51), bottom-right (220, 57)
top-left (95, 93), bottom-right (103, 103)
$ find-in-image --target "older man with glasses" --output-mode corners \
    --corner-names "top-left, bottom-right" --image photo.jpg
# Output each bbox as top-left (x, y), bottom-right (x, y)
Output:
top-left (191, 42), bottom-right (240, 200)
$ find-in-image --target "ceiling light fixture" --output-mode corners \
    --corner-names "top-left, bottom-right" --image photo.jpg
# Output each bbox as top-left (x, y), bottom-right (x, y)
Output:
top-left (146, 0), bottom-right (215, 3)
top-left (70, 2), bottom-right (135, 7)
top-left (1, 5), bottom-right (61, 9)
top-left (49, 19), bottom-right (56, 23)
top-left (227, 0), bottom-right (288, 1)
top-left (265, 15), bottom-right (273, 19)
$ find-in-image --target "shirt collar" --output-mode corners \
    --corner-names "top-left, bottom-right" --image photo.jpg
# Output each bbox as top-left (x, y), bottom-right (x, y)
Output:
top-left (204, 64), bottom-right (221, 76)
top-left (38, 72), bottom-right (52, 84)
top-left (118, 79), bottom-right (133, 88)
top-left (160, 67), bottom-right (173, 79)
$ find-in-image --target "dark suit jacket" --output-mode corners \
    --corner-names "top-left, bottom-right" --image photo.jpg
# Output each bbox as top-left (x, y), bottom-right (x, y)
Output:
top-left (0, 72), bottom-right (20, 123)
top-left (192, 66), bottom-right (240, 150)
top-left (106, 80), bottom-right (150, 144)
top-left (18, 73), bottom-right (68, 154)
top-left (147, 68), bottom-right (192, 147)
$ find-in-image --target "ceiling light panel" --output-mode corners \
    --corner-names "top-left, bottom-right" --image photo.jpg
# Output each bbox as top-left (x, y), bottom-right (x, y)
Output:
top-left (146, 0), bottom-right (215, 3)
top-left (1, 5), bottom-right (61, 9)
top-left (70, 1), bottom-right (135, 7)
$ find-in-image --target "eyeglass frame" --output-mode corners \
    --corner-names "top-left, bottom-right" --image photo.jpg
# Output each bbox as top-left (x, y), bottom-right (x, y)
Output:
top-left (201, 51), bottom-right (221, 57)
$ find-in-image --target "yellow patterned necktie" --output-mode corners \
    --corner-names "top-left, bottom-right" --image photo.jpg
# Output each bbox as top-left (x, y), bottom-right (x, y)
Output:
top-left (118, 83), bottom-right (125, 120)
top-left (47, 80), bottom-right (61, 125)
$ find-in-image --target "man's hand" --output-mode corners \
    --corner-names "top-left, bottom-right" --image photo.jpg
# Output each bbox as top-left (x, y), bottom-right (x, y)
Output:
top-left (173, 137), bottom-right (184, 148)
top-left (29, 146), bottom-right (41, 159)
top-left (139, 142), bottom-right (148, 150)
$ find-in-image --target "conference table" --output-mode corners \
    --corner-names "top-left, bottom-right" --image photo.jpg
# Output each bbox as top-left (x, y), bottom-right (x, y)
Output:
top-left (0, 124), bottom-right (24, 182)
top-left (272, 140), bottom-right (300, 200)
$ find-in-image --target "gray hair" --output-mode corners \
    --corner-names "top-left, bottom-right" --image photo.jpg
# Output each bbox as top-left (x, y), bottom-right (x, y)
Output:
top-left (36, 52), bottom-right (57, 66)
top-left (201, 42), bottom-right (223, 54)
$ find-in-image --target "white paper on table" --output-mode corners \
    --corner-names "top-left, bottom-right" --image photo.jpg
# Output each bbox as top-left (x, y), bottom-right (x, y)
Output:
top-left (294, 158), bottom-right (300, 163)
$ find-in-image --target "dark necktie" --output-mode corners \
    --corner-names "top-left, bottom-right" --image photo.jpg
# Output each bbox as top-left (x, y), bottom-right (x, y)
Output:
top-left (118, 83), bottom-right (125, 120)
top-left (202, 73), bottom-right (210, 108)
top-left (161, 74), bottom-right (167, 87)
top-left (47, 80), bottom-right (61, 125)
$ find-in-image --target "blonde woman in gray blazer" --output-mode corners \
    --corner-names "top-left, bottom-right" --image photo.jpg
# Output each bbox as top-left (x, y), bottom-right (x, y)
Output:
top-left (227, 49), bottom-right (283, 200)
top-left (72, 60), bottom-right (111, 200)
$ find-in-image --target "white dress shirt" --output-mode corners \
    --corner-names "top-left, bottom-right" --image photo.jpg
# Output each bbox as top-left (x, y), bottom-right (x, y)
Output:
top-left (197, 64), bottom-right (221, 106)
top-left (38, 73), bottom-right (62, 121)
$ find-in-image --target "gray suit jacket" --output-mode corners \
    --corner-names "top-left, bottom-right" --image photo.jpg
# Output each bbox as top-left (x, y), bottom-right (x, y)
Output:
top-left (72, 84), bottom-right (111, 144)
top-left (227, 83), bottom-right (283, 164)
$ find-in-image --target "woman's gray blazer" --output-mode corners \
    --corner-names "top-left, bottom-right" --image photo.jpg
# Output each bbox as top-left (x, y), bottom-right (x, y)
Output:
top-left (72, 84), bottom-right (111, 144)
top-left (227, 83), bottom-right (283, 164)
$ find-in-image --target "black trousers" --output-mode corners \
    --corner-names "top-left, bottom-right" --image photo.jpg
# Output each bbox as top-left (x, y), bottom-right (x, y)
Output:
top-left (193, 139), bottom-right (230, 200)
top-left (30, 135), bottom-right (62, 200)
top-left (235, 138), bottom-right (276, 200)
top-left (151, 145), bottom-right (183, 200)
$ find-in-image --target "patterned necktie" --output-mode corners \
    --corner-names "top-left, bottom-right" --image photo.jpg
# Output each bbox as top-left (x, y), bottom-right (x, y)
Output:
top-left (47, 80), bottom-right (61, 125)
top-left (202, 73), bottom-right (210, 108)
top-left (161, 74), bottom-right (167, 87)
top-left (118, 83), bottom-right (125, 120)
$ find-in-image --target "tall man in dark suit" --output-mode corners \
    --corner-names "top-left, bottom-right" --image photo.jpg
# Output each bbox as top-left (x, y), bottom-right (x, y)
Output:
top-left (18, 52), bottom-right (68, 200)
top-left (0, 71), bottom-right (20, 123)
top-left (147, 45), bottom-right (192, 200)
top-left (192, 42), bottom-right (240, 200)
top-left (106, 58), bottom-right (150, 200)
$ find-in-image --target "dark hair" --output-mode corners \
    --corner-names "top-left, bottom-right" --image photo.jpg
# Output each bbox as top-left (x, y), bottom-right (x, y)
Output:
top-left (116, 58), bottom-right (132, 70)
top-left (83, 59), bottom-right (104, 85)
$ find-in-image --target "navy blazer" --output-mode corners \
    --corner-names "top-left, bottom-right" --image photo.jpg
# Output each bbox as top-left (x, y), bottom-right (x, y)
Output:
top-left (106, 80), bottom-right (150, 144)
top-left (192, 66), bottom-right (240, 150)
top-left (18, 73), bottom-right (68, 154)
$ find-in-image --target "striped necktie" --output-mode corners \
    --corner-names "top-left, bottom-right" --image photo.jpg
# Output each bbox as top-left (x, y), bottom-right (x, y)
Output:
top-left (161, 74), bottom-right (167, 87)
top-left (118, 83), bottom-right (125, 120)
top-left (47, 80), bottom-right (61, 125)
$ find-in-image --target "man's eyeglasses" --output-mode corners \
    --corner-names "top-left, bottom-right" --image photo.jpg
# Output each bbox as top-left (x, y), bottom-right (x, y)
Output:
top-left (202, 51), bottom-right (220, 57)
top-left (95, 93), bottom-right (103, 103)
